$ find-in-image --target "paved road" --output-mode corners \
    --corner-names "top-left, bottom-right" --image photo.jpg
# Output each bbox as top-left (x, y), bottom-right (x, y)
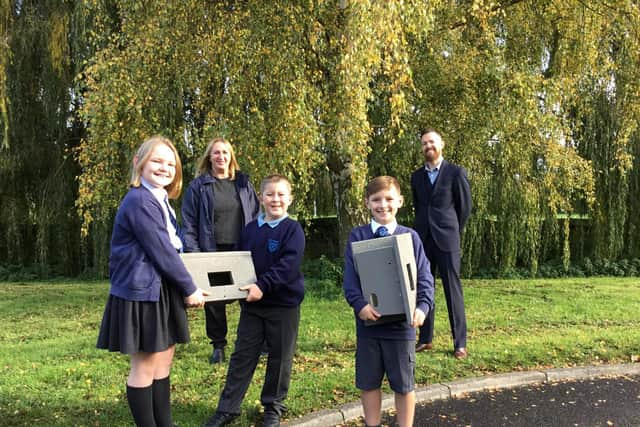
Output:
top-left (408, 375), bottom-right (640, 427)
top-left (286, 365), bottom-right (640, 427)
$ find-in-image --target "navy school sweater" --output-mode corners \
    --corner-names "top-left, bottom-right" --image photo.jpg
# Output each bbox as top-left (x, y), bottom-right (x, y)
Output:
top-left (343, 224), bottom-right (435, 340)
top-left (109, 186), bottom-right (197, 302)
top-left (236, 217), bottom-right (305, 308)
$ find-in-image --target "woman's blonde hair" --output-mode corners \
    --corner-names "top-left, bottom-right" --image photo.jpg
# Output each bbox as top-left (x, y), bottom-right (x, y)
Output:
top-left (130, 135), bottom-right (183, 199)
top-left (197, 137), bottom-right (240, 180)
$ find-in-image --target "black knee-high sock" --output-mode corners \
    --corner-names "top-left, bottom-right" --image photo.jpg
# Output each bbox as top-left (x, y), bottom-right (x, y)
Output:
top-left (152, 376), bottom-right (173, 427)
top-left (126, 384), bottom-right (156, 427)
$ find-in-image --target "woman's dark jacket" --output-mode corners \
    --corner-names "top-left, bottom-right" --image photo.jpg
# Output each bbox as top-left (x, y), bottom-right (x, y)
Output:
top-left (181, 171), bottom-right (259, 252)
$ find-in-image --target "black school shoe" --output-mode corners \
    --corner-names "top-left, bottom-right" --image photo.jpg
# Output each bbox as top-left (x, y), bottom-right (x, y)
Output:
top-left (202, 411), bottom-right (238, 427)
top-left (209, 347), bottom-right (225, 364)
top-left (262, 410), bottom-right (280, 427)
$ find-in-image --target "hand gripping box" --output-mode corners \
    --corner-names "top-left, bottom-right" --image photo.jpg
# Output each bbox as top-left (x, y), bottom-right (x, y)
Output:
top-left (180, 251), bottom-right (256, 302)
top-left (351, 233), bottom-right (417, 326)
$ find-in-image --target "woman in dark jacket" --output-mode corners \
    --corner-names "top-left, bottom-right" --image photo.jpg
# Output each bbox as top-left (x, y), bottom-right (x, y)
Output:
top-left (181, 137), bottom-right (259, 363)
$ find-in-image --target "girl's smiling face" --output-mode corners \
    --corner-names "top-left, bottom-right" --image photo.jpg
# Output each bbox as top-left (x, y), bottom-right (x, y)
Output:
top-left (139, 143), bottom-right (176, 189)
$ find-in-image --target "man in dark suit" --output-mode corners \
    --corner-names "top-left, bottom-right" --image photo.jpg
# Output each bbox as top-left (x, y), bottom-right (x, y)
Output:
top-left (411, 128), bottom-right (472, 359)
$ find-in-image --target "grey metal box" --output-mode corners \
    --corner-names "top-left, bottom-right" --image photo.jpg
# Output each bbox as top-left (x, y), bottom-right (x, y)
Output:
top-left (351, 233), bottom-right (417, 325)
top-left (180, 251), bottom-right (256, 302)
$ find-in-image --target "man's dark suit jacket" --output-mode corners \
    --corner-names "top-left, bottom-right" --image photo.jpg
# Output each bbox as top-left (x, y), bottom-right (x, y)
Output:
top-left (411, 160), bottom-right (472, 252)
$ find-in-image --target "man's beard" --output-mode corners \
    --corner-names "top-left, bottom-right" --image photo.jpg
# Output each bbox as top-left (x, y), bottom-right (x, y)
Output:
top-left (424, 149), bottom-right (438, 162)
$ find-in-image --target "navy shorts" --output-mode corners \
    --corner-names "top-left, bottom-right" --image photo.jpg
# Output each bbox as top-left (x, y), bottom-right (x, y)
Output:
top-left (355, 336), bottom-right (415, 394)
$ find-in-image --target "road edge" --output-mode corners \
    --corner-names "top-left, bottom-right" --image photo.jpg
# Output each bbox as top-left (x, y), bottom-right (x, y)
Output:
top-left (283, 362), bottom-right (640, 426)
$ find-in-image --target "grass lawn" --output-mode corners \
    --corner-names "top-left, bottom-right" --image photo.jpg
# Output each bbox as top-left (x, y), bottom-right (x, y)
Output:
top-left (0, 277), bottom-right (639, 426)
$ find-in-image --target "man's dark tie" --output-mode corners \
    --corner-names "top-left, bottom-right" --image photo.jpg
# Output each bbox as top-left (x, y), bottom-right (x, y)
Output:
top-left (376, 226), bottom-right (390, 237)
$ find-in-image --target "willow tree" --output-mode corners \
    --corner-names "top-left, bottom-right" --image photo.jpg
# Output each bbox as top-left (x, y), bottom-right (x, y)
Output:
top-left (0, 1), bottom-right (87, 276)
top-left (1, 0), bottom-right (9, 149)
top-left (78, 0), bottom-right (208, 272)
top-left (570, 4), bottom-right (640, 261)
top-left (627, 131), bottom-right (640, 259)
top-left (347, 0), bottom-right (638, 273)
top-left (76, 0), bottom-right (640, 276)
top-left (373, 0), bottom-right (640, 275)
top-left (77, 0), bottom-right (443, 261)
top-left (302, 0), bottom-right (442, 248)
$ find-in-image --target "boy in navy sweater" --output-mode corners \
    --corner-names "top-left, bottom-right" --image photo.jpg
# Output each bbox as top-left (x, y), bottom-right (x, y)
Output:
top-left (343, 176), bottom-right (434, 427)
top-left (203, 174), bottom-right (305, 427)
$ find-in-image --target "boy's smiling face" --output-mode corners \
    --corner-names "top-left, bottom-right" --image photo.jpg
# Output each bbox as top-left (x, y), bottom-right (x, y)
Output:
top-left (260, 180), bottom-right (292, 221)
top-left (366, 186), bottom-right (403, 225)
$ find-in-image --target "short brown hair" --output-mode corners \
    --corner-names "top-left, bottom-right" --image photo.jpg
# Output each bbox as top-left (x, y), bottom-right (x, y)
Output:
top-left (365, 176), bottom-right (401, 198)
top-left (419, 128), bottom-right (441, 138)
top-left (260, 174), bottom-right (292, 194)
top-left (130, 136), bottom-right (183, 199)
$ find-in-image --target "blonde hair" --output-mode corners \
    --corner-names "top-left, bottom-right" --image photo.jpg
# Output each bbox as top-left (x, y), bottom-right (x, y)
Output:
top-left (260, 174), bottom-right (292, 194)
top-left (197, 137), bottom-right (240, 179)
top-left (365, 176), bottom-right (401, 198)
top-left (130, 136), bottom-right (183, 199)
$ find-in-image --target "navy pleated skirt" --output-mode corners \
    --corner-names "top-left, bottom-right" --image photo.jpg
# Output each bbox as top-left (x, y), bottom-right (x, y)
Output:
top-left (96, 281), bottom-right (190, 354)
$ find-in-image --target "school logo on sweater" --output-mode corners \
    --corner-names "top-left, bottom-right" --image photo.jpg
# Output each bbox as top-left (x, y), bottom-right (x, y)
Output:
top-left (268, 239), bottom-right (279, 253)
